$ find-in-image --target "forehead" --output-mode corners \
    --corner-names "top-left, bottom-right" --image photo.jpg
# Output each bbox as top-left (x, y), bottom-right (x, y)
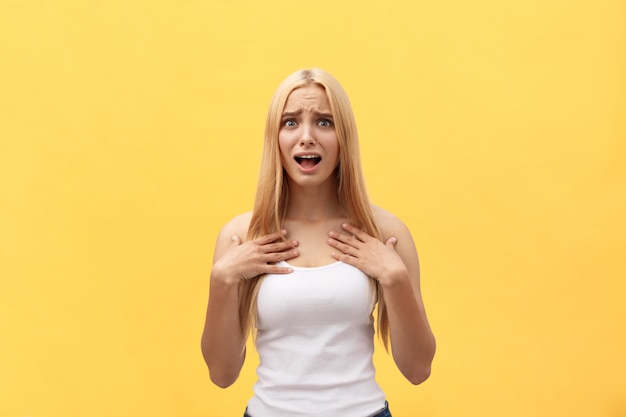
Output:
top-left (283, 84), bottom-right (331, 112)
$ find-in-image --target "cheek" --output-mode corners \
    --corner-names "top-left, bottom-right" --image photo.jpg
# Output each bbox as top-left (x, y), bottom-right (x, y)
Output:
top-left (322, 134), bottom-right (340, 161)
top-left (278, 134), bottom-right (291, 162)
top-left (278, 129), bottom-right (295, 146)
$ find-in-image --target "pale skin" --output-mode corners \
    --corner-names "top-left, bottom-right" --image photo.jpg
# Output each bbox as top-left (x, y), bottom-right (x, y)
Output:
top-left (201, 85), bottom-right (435, 388)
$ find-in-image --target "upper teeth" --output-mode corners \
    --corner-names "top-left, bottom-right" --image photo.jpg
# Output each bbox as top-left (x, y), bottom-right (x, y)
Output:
top-left (298, 155), bottom-right (318, 159)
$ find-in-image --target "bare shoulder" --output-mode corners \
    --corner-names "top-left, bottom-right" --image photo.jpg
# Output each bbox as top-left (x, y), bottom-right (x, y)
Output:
top-left (211, 212), bottom-right (253, 263)
top-left (371, 205), bottom-right (411, 241)
top-left (217, 212), bottom-right (252, 242)
top-left (371, 205), bottom-right (421, 285)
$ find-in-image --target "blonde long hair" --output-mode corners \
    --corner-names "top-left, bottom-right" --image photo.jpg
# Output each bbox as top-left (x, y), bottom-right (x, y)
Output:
top-left (240, 69), bottom-right (390, 348)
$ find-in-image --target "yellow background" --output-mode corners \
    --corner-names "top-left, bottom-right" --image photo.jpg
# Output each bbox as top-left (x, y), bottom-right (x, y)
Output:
top-left (1, 1), bottom-right (625, 416)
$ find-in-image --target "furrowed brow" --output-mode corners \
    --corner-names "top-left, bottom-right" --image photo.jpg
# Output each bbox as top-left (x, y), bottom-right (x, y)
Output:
top-left (315, 112), bottom-right (334, 119)
top-left (281, 110), bottom-right (302, 118)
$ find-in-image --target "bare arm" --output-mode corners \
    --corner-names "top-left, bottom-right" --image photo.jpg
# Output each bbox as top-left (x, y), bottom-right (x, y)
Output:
top-left (377, 218), bottom-right (436, 384)
top-left (200, 214), bottom-right (299, 388)
top-left (328, 211), bottom-right (436, 385)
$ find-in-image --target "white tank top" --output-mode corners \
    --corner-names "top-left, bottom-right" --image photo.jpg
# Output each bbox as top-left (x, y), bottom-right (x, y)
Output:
top-left (246, 261), bottom-right (386, 417)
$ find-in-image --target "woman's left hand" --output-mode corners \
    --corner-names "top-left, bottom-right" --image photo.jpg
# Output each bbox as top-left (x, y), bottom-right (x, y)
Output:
top-left (328, 223), bottom-right (407, 284)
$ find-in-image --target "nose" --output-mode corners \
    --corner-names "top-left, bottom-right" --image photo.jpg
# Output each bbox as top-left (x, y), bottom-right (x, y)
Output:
top-left (299, 125), bottom-right (315, 146)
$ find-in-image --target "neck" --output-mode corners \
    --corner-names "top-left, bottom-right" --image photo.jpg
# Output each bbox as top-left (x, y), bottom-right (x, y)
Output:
top-left (285, 180), bottom-right (344, 221)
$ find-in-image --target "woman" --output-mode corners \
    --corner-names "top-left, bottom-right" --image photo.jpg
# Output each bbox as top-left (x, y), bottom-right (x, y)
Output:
top-left (201, 69), bottom-right (435, 417)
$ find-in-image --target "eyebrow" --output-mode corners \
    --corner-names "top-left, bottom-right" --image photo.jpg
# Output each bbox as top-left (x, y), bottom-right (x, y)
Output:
top-left (281, 110), bottom-right (334, 119)
top-left (281, 110), bottom-right (302, 118)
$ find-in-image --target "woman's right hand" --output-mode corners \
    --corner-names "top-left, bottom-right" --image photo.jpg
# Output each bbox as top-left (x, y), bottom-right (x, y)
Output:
top-left (211, 230), bottom-right (299, 285)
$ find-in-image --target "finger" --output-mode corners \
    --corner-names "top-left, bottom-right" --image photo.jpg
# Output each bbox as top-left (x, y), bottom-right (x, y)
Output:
top-left (262, 264), bottom-right (294, 275)
top-left (231, 235), bottom-right (242, 245)
top-left (330, 250), bottom-right (358, 267)
top-left (263, 248), bottom-right (299, 263)
top-left (261, 239), bottom-right (299, 254)
top-left (255, 229), bottom-right (288, 245)
top-left (328, 230), bottom-right (361, 248)
top-left (341, 223), bottom-right (369, 242)
top-left (240, 263), bottom-right (295, 281)
top-left (385, 236), bottom-right (397, 248)
top-left (327, 237), bottom-right (359, 257)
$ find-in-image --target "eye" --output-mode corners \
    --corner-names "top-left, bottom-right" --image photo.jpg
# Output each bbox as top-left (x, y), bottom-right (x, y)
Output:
top-left (318, 119), bottom-right (333, 127)
top-left (283, 119), bottom-right (297, 127)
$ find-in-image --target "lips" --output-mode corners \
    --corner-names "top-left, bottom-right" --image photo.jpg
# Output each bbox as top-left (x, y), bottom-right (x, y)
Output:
top-left (294, 154), bottom-right (322, 169)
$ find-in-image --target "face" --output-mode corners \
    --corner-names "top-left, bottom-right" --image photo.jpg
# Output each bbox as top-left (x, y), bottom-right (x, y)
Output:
top-left (278, 85), bottom-right (339, 188)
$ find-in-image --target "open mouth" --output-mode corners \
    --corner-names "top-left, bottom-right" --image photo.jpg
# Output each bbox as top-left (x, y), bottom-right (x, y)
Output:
top-left (295, 155), bottom-right (322, 169)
